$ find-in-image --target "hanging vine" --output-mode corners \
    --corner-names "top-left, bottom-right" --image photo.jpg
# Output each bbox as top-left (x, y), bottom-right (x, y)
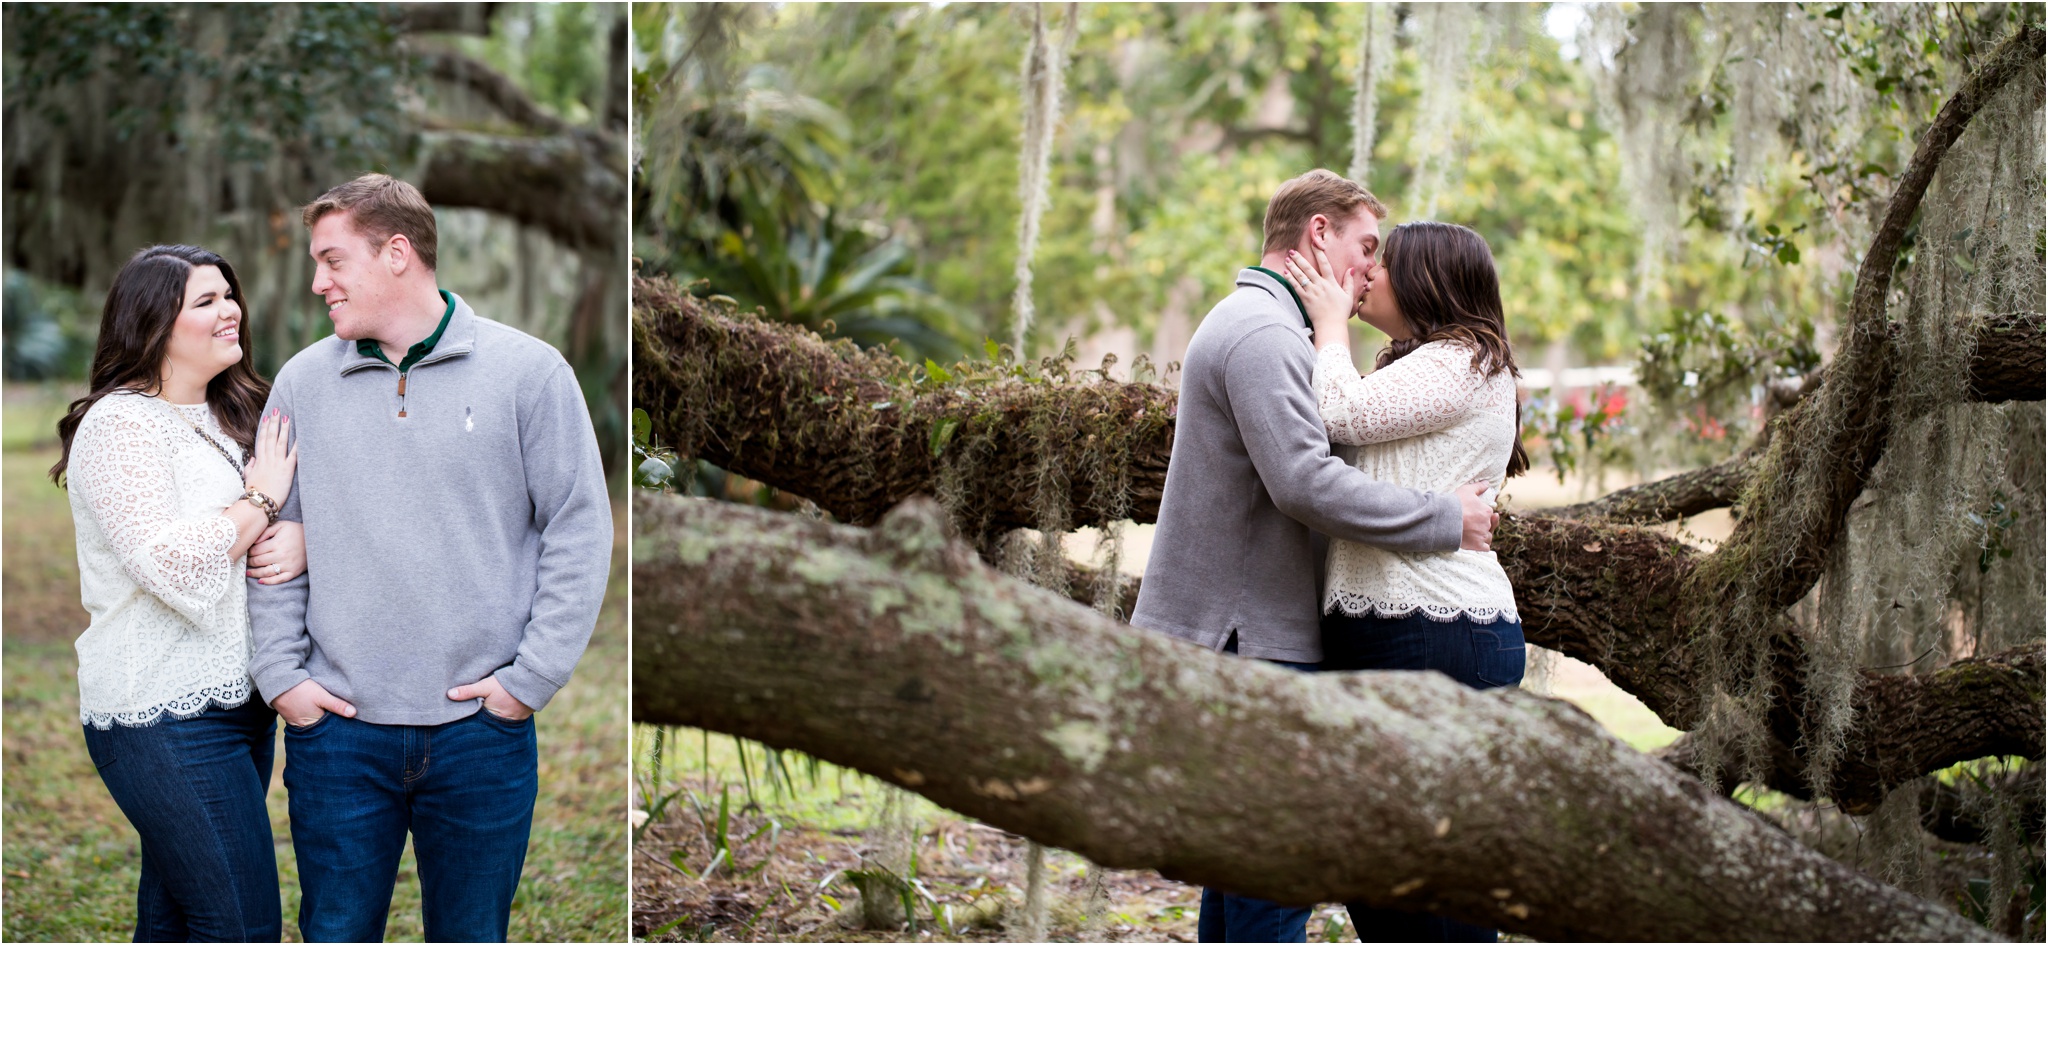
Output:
top-left (1405, 3), bottom-right (1479, 219)
top-left (1348, 4), bottom-right (1381, 184)
top-left (1010, 1), bottom-right (1080, 356)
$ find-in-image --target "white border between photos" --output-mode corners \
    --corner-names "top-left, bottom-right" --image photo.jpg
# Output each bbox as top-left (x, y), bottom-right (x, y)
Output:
top-left (2, 942), bottom-right (2043, 1039)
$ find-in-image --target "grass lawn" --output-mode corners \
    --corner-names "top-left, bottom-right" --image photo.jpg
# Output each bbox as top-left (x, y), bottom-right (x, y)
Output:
top-left (2, 382), bottom-right (626, 942)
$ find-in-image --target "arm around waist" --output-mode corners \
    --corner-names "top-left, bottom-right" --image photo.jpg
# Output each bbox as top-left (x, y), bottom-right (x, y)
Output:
top-left (1222, 329), bottom-right (1462, 554)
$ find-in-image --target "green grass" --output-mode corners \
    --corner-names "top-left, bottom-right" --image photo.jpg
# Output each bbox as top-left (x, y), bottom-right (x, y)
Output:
top-left (636, 724), bottom-right (933, 834)
top-left (2, 382), bottom-right (626, 941)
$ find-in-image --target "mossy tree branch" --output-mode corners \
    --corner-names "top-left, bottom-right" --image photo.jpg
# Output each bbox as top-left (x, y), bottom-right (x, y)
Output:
top-left (632, 278), bottom-right (1175, 538)
top-left (416, 128), bottom-right (624, 256)
top-left (1541, 311), bottom-right (2045, 526)
top-left (632, 492), bottom-right (1996, 941)
top-left (417, 49), bottom-right (576, 136)
top-left (1651, 644), bottom-right (2045, 811)
top-left (1704, 25), bottom-right (2045, 613)
top-left (1494, 515), bottom-right (2044, 813)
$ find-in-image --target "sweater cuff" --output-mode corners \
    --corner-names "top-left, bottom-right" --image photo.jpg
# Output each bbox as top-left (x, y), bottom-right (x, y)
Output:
top-left (252, 662), bottom-right (311, 706)
top-left (1428, 491), bottom-right (1467, 553)
top-left (496, 661), bottom-right (563, 712)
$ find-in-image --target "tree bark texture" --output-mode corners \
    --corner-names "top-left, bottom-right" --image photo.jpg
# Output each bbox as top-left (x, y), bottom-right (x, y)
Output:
top-left (632, 492), bottom-right (1996, 941)
top-left (633, 278), bottom-right (1175, 537)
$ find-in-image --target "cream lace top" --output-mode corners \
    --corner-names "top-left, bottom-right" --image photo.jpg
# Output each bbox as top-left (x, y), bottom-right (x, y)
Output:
top-left (1313, 339), bottom-right (1520, 623)
top-left (67, 390), bottom-right (252, 728)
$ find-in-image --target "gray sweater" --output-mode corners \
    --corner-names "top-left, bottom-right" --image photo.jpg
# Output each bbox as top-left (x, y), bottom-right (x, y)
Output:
top-left (248, 293), bottom-right (612, 725)
top-left (1130, 268), bottom-right (1462, 662)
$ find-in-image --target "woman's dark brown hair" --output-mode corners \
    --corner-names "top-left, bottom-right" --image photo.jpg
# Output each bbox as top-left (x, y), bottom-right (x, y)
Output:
top-left (51, 245), bottom-right (271, 485)
top-left (1374, 220), bottom-right (1530, 478)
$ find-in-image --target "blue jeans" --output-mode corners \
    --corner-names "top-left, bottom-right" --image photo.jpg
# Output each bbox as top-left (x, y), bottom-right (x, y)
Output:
top-left (83, 697), bottom-right (281, 942)
top-left (1323, 610), bottom-right (1525, 943)
top-left (1197, 631), bottom-right (1318, 943)
top-left (283, 709), bottom-right (538, 942)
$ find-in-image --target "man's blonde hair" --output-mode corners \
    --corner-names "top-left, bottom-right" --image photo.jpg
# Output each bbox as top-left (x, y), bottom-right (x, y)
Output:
top-left (1261, 169), bottom-right (1388, 254)
top-left (302, 173), bottom-right (438, 271)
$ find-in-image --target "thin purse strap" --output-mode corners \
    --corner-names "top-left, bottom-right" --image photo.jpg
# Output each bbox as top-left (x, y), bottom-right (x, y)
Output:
top-left (155, 397), bottom-right (246, 481)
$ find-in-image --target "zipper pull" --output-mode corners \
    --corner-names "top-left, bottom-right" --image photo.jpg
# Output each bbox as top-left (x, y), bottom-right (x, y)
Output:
top-left (397, 372), bottom-right (408, 419)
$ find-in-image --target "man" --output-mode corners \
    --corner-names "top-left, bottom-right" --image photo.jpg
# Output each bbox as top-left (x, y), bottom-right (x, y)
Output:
top-left (248, 173), bottom-right (612, 942)
top-left (1129, 168), bottom-right (1496, 943)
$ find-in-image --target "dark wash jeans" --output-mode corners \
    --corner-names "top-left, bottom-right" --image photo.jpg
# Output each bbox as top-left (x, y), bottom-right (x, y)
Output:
top-left (283, 708), bottom-right (538, 942)
top-left (1323, 610), bottom-right (1526, 943)
top-left (83, 697), bottom-right (281, 942)
top-left (1197, 632), bottom-right (1318, 943)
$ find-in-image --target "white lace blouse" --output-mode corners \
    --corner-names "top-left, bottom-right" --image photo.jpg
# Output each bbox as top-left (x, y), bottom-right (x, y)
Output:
top-left (1313, 339), bottom-right (1520, 623)
top-left (66, 390), bottom-right (252, 729)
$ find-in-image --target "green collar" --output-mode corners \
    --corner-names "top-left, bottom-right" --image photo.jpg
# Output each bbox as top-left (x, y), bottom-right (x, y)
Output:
top-left (1248, 265), bottom-right (1312, 331)
top-left (356, 290), bottom-right (456, 373)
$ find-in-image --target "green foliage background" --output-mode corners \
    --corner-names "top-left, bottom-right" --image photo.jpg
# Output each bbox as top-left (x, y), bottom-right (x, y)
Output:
top-left (634, 2), bottom-right (2012, 479)
top-left (4, 2), bottom-right (628, 473)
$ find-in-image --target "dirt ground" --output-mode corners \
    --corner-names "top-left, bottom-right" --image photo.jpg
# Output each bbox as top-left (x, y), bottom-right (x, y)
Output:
top-left (635, 808), bottom-right (1198, 942)
top-left (632, 733), bottom-right (1538, 943)
top-left (631, 764), bottom-right (1371, 943)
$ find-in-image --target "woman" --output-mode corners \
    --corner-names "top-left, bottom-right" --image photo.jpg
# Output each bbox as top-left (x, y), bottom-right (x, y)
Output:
top-left (1280, 221), bottom-right (1528, 943)
top-left (52, 244), bottom-right (306, 942)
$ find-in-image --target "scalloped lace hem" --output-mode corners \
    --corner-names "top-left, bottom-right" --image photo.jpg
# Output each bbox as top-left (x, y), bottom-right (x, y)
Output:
top-left (82, 677), bottom-right (252, 730)
top-left (1323, 593), bottom-right (1520, 625)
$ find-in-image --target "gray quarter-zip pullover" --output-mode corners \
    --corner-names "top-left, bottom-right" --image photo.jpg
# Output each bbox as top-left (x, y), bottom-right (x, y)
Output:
top-left (247, 292), bottom-right (612, 725)
top-left (1130, 268), bottom-right (1462, 663)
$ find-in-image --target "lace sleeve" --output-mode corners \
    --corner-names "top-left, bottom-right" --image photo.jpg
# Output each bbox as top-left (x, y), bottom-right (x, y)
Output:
top-left (70, 403), bottom-right (239, 626)
top-left (1312, 341), bottom-right (1490, 446)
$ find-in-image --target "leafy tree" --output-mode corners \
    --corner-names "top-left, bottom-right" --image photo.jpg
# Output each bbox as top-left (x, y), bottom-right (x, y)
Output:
top-left (2, 2), bottom-right (630, 473)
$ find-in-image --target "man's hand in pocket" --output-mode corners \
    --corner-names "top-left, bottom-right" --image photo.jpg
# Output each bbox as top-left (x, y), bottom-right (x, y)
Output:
top-left (448, 674), bottom-right (534, 722)
top-left (273, 679), bottom-right (356, 728)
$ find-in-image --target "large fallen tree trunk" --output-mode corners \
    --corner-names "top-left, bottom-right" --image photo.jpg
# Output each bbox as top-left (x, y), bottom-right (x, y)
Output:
top-left (632, 492), bottom-right (1995, 942)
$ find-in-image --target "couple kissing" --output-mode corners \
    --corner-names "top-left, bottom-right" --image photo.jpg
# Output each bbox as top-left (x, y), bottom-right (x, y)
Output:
top-left (1132, 169), bottom-right (1526, 944)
